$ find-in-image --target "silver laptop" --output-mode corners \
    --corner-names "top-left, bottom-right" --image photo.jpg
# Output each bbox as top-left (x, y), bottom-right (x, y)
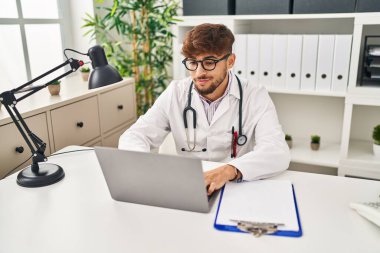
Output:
top-left (94, 147), bottom-right (211, 213)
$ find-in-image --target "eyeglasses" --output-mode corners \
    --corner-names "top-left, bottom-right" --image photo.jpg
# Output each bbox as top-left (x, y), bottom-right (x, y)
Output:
top-left (182, 53), bottom-right (231, 71)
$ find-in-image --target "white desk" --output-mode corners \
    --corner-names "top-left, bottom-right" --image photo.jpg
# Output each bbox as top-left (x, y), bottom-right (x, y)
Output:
top-left (0, 146), bottom-right (379, 253)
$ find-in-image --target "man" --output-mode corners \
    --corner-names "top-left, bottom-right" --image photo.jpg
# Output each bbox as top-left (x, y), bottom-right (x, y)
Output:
top-left (119, 23), bottom-right (290, 195)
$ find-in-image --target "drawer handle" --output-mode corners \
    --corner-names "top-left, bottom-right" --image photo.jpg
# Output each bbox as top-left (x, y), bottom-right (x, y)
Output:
top-left (15, 146), bottom-right (24, 154)
top-left (117, 105), bottom-right (124, 110)
top-left (77, 122), bottom-right (84, 128)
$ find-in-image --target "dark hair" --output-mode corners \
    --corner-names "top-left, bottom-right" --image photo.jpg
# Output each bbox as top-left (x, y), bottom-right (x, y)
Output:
top-left (182, 23), bottom-right (235, 58)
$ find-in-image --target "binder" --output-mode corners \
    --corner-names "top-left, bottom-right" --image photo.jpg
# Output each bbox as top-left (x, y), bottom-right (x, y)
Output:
top-left (300, 35), bottom-right (319, 91)
top-left (214, 180), bottom-right (302, 237)
top-left (316, 35), bottom-right (335, 91)
top-left (246, 34), bottom-right (260, 85)
top-left (259, 35), bottom-right (274, 87)
top-left (234, 34), bottom-right (247, 79)
top-left (286, 35), bottom-right (303, 90)
top-left (331, 35), bottom-right (352, 92)
top-left (272, 35), bottom-right (288, 89)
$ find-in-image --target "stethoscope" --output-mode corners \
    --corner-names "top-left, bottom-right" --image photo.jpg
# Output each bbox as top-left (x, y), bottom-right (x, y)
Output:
top-left (181, 74), bottom-right (247, 153)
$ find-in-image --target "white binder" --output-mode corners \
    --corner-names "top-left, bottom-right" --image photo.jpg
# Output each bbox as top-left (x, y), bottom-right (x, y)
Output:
top-left (259, 35), bottom-right (274, 87)
top-left (331, 35), bottom-right (352, 92)
top-left (272, 35), bottom-right (288, 89)
top-left (300, 35), bottom-right (319, 91)
top-left (246, 34), bottom-right (260, 85)
top-left (316, 35), bottom-right (335, 91)
top-left (233, 35), bottom-right (247, 79)
top-left (286, 35), bottom-right (303, 90)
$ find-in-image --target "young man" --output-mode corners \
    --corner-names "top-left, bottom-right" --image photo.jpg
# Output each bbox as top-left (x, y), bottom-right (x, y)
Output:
top-left (119, 23), bottom-right (290, 195)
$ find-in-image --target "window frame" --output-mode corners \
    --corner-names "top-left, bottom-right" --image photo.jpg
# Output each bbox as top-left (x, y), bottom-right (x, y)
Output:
top-left (0, 0), bottom-right (71, 83)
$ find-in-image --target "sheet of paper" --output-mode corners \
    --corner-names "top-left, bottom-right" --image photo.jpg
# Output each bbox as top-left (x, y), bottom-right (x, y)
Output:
top-left (216, 180), bottom-right (299, 231)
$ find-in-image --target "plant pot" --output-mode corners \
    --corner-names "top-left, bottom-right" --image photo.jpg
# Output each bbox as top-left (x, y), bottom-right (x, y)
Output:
top-left (48, 85), bottom-right (60, 96)
top-left (286, 140), bottom-right (293, 149)
top-left (311, 143), bottom-right (320, 151)
top-left (373, 143), bottom-right (380, 157)
top-left (81, 72), bottom-right (90, 81)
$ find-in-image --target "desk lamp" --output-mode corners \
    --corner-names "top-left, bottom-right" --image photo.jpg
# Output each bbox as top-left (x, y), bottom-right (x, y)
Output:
top-left (0, 45), bottom-right (122, 187)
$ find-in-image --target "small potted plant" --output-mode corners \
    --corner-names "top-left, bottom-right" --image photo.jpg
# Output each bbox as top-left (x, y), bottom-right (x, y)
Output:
top-left (80, 67), bottom-right (91, 81)
top-left (310, 135), bottom-right (320, 151)
top-left (48, 80), bottom-right (61, 96)
top-left (285, 134), bottom-right (293, 149)
top-left (372, 124), bottom-right (380, 157)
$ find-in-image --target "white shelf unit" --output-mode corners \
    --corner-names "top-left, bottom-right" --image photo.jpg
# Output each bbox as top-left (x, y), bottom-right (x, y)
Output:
top-left (172, 13), bottom-right (380, 179)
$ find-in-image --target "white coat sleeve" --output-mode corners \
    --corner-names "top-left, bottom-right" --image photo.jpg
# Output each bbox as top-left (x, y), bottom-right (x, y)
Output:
top-left (118, 82), bottom-right (173, 152)
top-left (228, 88), bottom-right (290, 181)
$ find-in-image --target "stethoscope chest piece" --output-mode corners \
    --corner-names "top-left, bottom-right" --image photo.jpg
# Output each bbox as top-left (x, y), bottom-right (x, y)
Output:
top-left (237, 134), bottom-right (247, 146)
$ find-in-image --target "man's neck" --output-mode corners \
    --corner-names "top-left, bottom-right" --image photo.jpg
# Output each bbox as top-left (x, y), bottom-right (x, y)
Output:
top-left (203, 72), bottom-right (229, 102)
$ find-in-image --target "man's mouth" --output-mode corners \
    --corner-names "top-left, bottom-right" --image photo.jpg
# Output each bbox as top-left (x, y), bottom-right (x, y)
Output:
top-left (197, 78), bottom-right (210, 84)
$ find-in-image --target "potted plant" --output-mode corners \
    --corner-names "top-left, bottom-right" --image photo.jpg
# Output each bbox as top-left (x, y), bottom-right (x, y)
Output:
top-left (83, 0), bottom-right (180, 115)
top-left (310, 135), bottom-right (320, 151)
top-left (285, 134), bottom-right (292, 149)
top-left (80, 67), bottom-right (90, 81)
top-left (48, 80), bottom-right (61, 96)
top-left (372, 124), bottom-right (380, 157)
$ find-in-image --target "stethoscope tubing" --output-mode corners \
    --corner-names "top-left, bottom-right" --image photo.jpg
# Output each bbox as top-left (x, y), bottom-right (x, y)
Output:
top-left (182, 74), bottom-right (247, 152)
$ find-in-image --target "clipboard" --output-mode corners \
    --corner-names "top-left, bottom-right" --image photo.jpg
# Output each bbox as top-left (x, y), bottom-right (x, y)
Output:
top-left (214, 180), bottom-right (302, 237)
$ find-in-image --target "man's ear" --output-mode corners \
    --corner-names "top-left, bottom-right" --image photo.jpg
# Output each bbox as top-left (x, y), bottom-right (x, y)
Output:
top-left (228, 53), bottom-right (236, 69)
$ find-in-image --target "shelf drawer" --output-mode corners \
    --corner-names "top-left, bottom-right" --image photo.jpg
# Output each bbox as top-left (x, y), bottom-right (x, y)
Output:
top-left (51, 96), bottom-right (100, 151)
top-left (103, 123), bottom-right (133, 148)
top-left (0, 113), bottom-right (50, 178)
top-left (99, 85), bottom-right (136, 133)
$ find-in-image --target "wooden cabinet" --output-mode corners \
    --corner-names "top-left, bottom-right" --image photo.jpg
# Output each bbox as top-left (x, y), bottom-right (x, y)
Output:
top-left (0, 77), bottom-right (136, 178)
top-left (0, 113), bottom-right (50, 178)
top-left (51, 96), bottom-right (101, 150)
top-left (102, 123), bottom-right (133, 147)
top-left (99, 84), bottom-right (136, 133)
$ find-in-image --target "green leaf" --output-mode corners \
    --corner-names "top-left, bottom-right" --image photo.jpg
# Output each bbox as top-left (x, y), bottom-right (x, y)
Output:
top-left (111, 0), bottom-right (119, 16)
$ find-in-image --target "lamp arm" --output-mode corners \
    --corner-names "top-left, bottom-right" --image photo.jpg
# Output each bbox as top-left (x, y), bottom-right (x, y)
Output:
top-left (0, 58), bottom-right (84, 173)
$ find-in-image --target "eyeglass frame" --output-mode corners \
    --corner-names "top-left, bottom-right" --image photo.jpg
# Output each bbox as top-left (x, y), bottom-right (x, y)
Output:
top-left (182, 53), bottom-right (231, 71)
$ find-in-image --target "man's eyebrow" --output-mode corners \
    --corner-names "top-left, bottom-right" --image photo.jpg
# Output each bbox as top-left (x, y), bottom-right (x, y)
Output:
top-left (187, 55), bottom-right (218, 60)
top-left (203, 55), bottom-right (218, 60)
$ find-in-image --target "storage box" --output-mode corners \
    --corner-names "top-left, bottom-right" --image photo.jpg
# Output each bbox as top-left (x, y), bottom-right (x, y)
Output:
top-left (293, 0), bottom-right (356, 14)
top-left (356, 0), bottom-right (380, 12)
top-left (235, 0), bottom-right (291, 14)
top-left (183, 0), bottom-right (235, 16)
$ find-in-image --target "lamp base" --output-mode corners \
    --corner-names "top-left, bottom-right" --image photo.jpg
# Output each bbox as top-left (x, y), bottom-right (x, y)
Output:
top-left (17, 163), bottom-right (65, 188)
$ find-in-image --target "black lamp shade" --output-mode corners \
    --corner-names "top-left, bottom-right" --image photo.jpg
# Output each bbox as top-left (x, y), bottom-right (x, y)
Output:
top-left (88, 45), bottom-right (123, 89)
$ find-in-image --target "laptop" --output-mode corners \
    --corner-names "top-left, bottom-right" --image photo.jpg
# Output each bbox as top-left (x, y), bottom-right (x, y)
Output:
top-left (94, 146), bottom-right (212, 213)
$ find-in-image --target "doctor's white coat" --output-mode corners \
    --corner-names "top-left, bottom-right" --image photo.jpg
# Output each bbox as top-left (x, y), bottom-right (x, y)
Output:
top-left (119, 75), bottom-right (290, 181)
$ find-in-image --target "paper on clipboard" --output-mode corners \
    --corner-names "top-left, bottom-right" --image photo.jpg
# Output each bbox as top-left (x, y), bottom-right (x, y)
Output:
top-left (215, 180), bottom-right (300, 232)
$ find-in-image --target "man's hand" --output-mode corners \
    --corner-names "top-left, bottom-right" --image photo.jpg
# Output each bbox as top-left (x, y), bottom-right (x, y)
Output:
top-left (204, 164), bottom-right (240, 196)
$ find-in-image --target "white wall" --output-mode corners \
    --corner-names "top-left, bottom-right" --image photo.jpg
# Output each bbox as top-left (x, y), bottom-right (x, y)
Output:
top-left (67, 0), bottom-right (96, 53)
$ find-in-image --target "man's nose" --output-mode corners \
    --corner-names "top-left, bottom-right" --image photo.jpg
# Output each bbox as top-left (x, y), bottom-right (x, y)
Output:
top-left (195, 63), bottom-right (207, 75)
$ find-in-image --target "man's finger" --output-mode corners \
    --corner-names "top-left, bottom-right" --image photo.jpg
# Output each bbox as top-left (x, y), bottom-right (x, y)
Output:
top-left (208, 182), bottom-right (215, 196)
top-left (204, 172), bottom-right (213, 185)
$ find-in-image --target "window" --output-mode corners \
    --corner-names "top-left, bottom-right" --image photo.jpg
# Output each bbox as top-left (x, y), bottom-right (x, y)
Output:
top-left (0, 0), bottom-right (70, 91)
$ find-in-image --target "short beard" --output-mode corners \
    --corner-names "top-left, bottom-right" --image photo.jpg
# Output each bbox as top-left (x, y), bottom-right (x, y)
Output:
top-left (194, 71), bottom-right (228, 96)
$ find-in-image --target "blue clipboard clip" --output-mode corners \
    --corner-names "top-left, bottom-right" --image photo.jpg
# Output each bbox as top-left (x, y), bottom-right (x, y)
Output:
top-left (230, 219), bottom-right (285, 237)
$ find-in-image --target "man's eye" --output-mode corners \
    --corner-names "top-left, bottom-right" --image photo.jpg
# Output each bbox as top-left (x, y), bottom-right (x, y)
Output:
top-left (203, 60), bottom-right (215, 66)
top-left (188, 61), bottom-right (197, 66)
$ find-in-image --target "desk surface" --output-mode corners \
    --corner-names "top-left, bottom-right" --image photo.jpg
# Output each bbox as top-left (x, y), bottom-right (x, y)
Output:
top-left (0, 146), bottom-right (379, 253)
